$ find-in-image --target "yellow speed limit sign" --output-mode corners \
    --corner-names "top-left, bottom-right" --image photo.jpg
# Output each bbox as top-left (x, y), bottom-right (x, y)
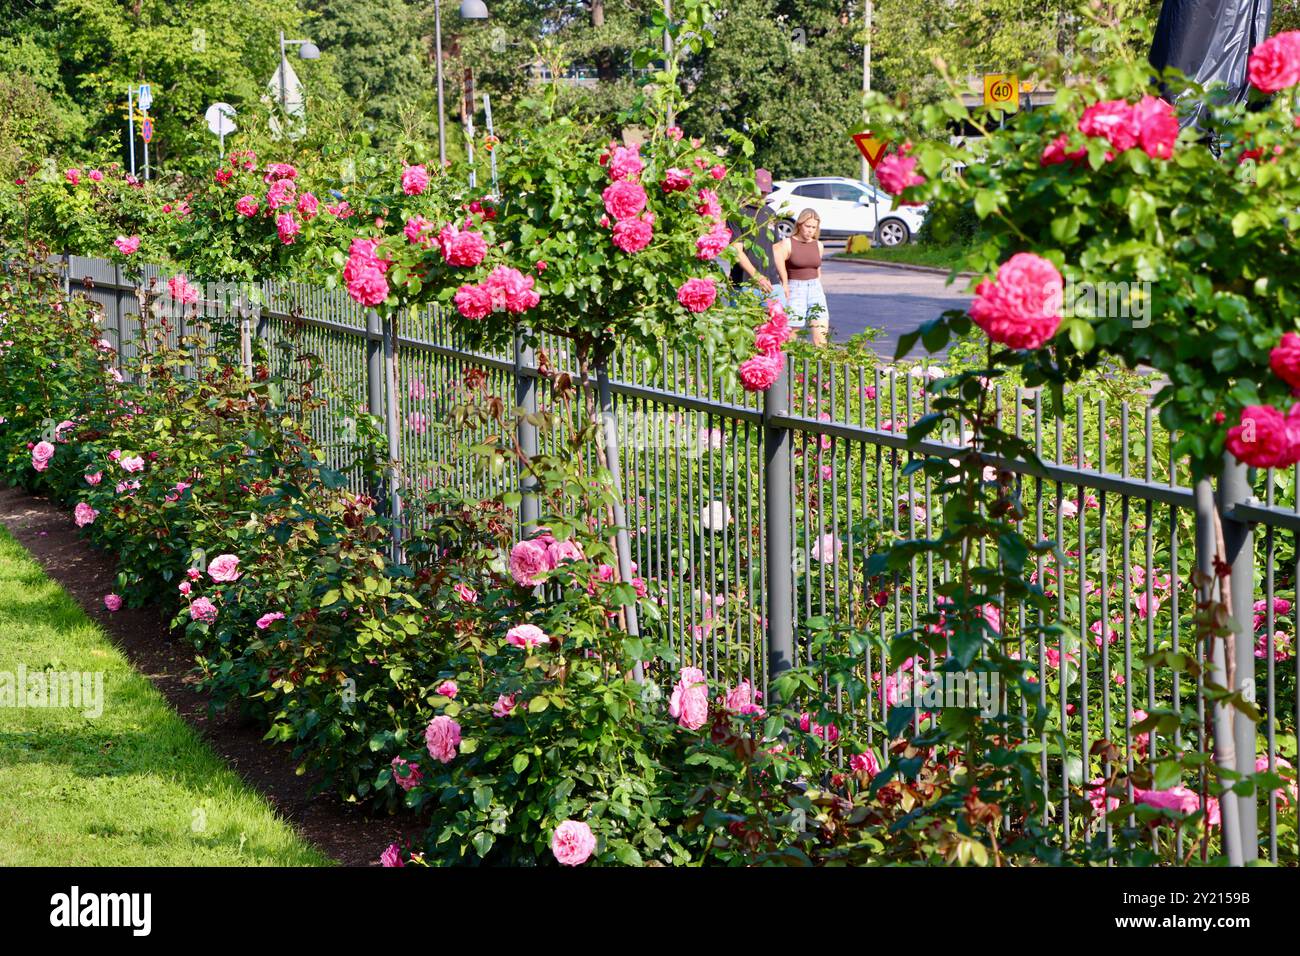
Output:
top-left (984, 74), bottom-right (1020, 111)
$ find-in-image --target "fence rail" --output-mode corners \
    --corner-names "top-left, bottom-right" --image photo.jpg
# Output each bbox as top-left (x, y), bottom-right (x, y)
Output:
top-left (50, 254), bottom-right (1300, 863)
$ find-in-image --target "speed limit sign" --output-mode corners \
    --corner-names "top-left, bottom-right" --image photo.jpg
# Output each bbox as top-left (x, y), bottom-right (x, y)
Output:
top-left (983, 74), bottom-right (1020, 111)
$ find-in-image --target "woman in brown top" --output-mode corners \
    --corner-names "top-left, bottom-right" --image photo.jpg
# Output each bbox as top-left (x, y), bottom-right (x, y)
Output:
top-left (775, 208), bottom-right (829, 346)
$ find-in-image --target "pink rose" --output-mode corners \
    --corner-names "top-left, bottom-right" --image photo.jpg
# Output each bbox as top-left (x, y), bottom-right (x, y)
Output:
top-left (119, 455), bottom-right (145, 473)
top-left (492, 693), bottom-right (518, 717)
top-left (297, 192), bottom-right (319, 220)
top-left (969, 253), bottom-right (1063, 350)
top-left (265, 178), bottom-right (296, 210)
top-left (437, 223), bottom-right (489, 266)
top-left (454, 283), bottom-right (493, 319)
top-left (256, 611), bottom-right (285, 629)
top-left (1040, 134), bottom-right (1087, 167)
top-left (190, 597), bottom-right (218, 623)
top-left (877, 149), bottom-right (925, 198)
top-left (1248, 30), bottom-right (1300, 93)
top-left (380, 843), bottom-right (404, 867)
top-left (602, 179), bottom-right (648, 221)
top-left (1270, 331), bottom-right (1300, 389)
top-left (611, 214), bottom-right (654, 253)
top-left (31, 440), bottom-right (55, 472)
top-left (167, 274), bottom-right (200, 305)
top-left (74, 502), bottom-right (98, 527)
top-left (506, 623), bottom-right (550, 650)
top-left (606, 143), bottom-right (645, 182)
top-left (666, 125), bottom-right (684, 141)
top-left (391, 756), bottom-right (423, 791)
top-left (850, 750), bottom-right (881, 776)
top-left (85, 472), bottom-right (101, 485)
top-left (696, 188), bottom-right (722, 220)
top-left (207, 553), bottom-right (242, 582)
top-left (550, 820), bottom-right (597, 866)
top-left (276, 212), bottom-right (300, 244)
top-left (668, 666), bottom-right (709, 730)
top-left (263, 162), bottom-right (297, 182)
top-left (1225, 404), bottom-right (1300, 468)
top-left (1130, 95), bottom-right (1178, 160)
top-left (661, 167), bottom-right (692, 192)
top-left (509, 537), bottom-right (552, 586)
top-left (424, 715), bottom-right (461, 763)
top-left (482, 266), bottom-right (540, 313)
top-left (453, 583), bottom-right (478, 603)
top-left (724, 680), bottom-right (765, 717)
top-left (402, 164), bottom-right (430, 195)
top-left (113, 235), bottom-right (141, 255)
top-left (236, 195), bottom-right (260, 217)
top-left (65, 168), bottom-right (81, 185)
top-left (1078, 99), bottom-right (1139, 153)
top-left (676, 277), bottom-right (717, 313)
top-left (695, 221), bottom-right (732, 260)
top-left (709, 164), bottom-right (727, 180)
top-left (89, 169), bottom-right (103, 182)
top-left (104, 593), bottom-right (123, 612)
top-left (435, 680), bottom-right (459, 699)
top-left (738, 353), bottom-right (781, 392)
top-left (405, 215), bottom-right (436, 247)
top-left (178, 582), bottom-right (191, 597)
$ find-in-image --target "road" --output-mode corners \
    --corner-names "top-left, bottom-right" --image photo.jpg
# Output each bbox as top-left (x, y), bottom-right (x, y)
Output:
top-left (819, 252), bottom-right (973, 359)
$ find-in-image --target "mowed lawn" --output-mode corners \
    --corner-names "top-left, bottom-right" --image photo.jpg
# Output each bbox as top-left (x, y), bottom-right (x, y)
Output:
top-left (0, 526), bottom-right (330, 866)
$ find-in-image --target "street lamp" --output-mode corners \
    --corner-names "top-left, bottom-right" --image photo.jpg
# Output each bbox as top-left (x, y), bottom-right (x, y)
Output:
top-left (435, 0), bottom-right (490, 168)
top-left (279, 31), bottom-right (321, 132)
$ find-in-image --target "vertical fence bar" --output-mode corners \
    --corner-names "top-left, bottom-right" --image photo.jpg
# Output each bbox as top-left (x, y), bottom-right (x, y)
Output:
top-left (596, 365), bottom-right (643, 682)
top-left (383, 314), bottom-right (403, 559)
top-left (764, 356), bottom-right (795, 696)
top-left (1219, 456), bottom-right (1259, 860)
top-left (515, 329), bottom-right (539, 528)
top-left (366, 309), bottom-right (385, 505)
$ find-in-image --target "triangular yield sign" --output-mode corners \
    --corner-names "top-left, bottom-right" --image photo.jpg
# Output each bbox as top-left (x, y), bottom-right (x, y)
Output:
top-left (852, 132), bottom-right (889, 169)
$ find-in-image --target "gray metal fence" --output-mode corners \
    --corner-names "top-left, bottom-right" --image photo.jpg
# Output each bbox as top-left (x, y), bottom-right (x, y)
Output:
top-left (59, 254), bottom-right (1299, 863)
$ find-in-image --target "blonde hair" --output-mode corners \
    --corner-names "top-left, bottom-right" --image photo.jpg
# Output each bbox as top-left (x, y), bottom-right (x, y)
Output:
top-left (795, 208), bottom-right (821, 240)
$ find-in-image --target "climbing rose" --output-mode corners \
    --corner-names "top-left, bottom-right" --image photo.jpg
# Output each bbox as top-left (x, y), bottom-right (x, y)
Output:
top-left (666, 125), bottom-right (684, 141)
top-left (119, 455), bottom-right (145, 473)
top-left (391, 757), bottom-right (423, 791)
top-left (104, 593), bottom-right (122, 612)
top-left (235, 195), bottom-right (260, 217)
top-left (262, 162), bottom-right (297, 182)
top-left (435, 680), bottom-right (459, 699)
top-left (738, 353), bottom-right (781, 392)
top-left (31, 441), bottom-right (54, 472)
top-left (696, 188), bottom-right (722, 220)
top-left (344, 240), bottom-right (390, 307)
top-left (1248, 31), bottom-right (1300, 93)
top-left (65, 168), bottom-right (81, 185)
top-left (1040, 134), bottom-right (1087, 167)
top-left (725, 680), bottom-right (765, 717)
top-left (74, 503), bottom-right (98, 527)
top-left (550, 820), bottom-right (597, 866)
top-left (297, 192), bottom-right (319, 220)
top-left (606, 144), bottom-right (644, 182)
top-left (424, 715), bottom-right (461, 763)
top-left (611, 214), bottom-right (654, 253)
top-left (661, 167), bottom-right (692, 192)
top-left (167, 274), bottom-right (200, 305)
top-left (676, 277), bottom-right (717, 313)
top-left (492, 693), bottom-right (518, 717)
top-left (754, 312), bottom-right (793, 354)
top-left (509, 538), bottom-right (552, 586)
top-left (602, 179), bottom-right (648, 221)
top-left (256, 612), bottom-right (285, 629)
top-left (190, 597), bottom-right (218, 623)
top-left (1078, 99), bottom-right (1139, 153)
top-left (506, 623), bottom-right (550, 650)
top-left (404, 215), bottom-right (436, 247)
top-left (695, 221), bottom-right (732, 260)
top-left (207, 553), bottom-right (241, 582)
top-left (1225, 404), bottom-right (1300, 468)
top-left (876, 147), bottom-right (925, 197)
top-left (113, 235), bottom-right (141, 255)
top-left (438, 223), bottom-right (488, 266)
top-left (1130, 95), bottom-right (1179, 160)
top-left (969, 253), bottom-right (1063, 350)
top-left (482, 266), bottom-right (540, 313)
top-left (380, 844), bottom-right (404, 867)
top-left (709, 163), bottom-right (727, 180)
top-left (265, 178), bottom-right (296, 210)
top-left (669, 667), bottom-right (709, 730)
top-left (1270, 331), bottom-right (1300, 389)
top-left (85, 472), bottom-right (101, 485)
top-left (89, 169), bottom-right (103, 182)
top-left (401, 163), bottom-right (430, 195)
top-left (850, 751), bottom-right (881, 776)
top-left (453, 283), bottom-right (493, 320)
top-left (276, 212), bottom-right (299, 244)
top-left (453, 583), bottom-right (478, 603)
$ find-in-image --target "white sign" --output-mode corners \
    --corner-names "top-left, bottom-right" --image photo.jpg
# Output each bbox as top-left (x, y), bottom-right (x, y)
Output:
top-left (137, 84), bottom-right (153, 111)
top-left (205, 102), bottom-right (237, 137)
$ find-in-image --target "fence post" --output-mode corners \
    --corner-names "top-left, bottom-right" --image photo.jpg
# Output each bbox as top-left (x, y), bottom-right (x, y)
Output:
top-left (514, 329), bottom-right (539, 529)
top-left (764, 355), bottom-right (795, 697)
top-left (382, 313), bottom-right (403, 561)
top-left (365, 309), bottom-right (386, 506)
top-left (1220, 455), bottom-right (1259, 861)
top-left (1195, 477), bottom-right (1244, 866)
top-left (596, 364), bottom-right (644, 682)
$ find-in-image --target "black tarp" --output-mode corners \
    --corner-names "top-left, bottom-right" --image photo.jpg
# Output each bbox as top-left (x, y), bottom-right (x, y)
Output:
top-left (1150, 0), bottom-right (1274, 126)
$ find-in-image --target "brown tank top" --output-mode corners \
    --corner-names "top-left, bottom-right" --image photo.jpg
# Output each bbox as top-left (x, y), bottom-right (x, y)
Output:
top-left (786, 238), bottom-right (821, 280)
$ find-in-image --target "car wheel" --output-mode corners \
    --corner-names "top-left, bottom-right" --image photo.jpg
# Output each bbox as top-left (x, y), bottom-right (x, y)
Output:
top-left (775, 218), bottom-right (795, 239)
top-left (875, 218), bottom-right (910, 247)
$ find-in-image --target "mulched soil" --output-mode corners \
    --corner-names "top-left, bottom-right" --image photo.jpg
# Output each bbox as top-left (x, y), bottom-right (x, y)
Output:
top-left (0, 485), bottom-right (428, 866)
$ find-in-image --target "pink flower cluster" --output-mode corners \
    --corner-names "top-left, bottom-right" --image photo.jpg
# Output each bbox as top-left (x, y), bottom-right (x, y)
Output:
top-left (438, 223), bottom-right (488, 267)
top-left (600, 151), bottom-right (655, 254)
top-left (113, 235), bottom-right (141, 256)
top-left (738, 298), bottom-right (793, 393)
top-left (876, 144), bottom-right (925, 203)
top-left (507, 532), bottom-right (586, 587)
top-left (1248, 31), bottom-right (1300, 93)
top-left (969, 252), bottom-right (1063, 350)
top-left (31, 440), bottom-right (54, 472)
top-left (453, 266), bottom-right (540, 320)
top-left (1046, 95), bottom-right (1178, 166)
top-left (402, 163), bottom-right (430, 196)
top-left (343, 238), bottom-right (391, 307)
top-left (668, 666), bottom-right (708, 730)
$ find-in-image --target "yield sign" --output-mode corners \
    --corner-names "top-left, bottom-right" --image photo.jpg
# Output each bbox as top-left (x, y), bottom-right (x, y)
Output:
top-left (852, 132), bottom-right (889, 169)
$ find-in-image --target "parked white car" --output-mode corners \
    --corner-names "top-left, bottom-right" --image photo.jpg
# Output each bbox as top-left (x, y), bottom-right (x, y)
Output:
top-left (765, 176), bottom-right (929, 246)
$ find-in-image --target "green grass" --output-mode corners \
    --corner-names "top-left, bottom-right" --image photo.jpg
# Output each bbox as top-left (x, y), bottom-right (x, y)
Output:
top-left (839, 243), bottom-right (971, 271)
top-left (0, 526), bottom-right (332, 866)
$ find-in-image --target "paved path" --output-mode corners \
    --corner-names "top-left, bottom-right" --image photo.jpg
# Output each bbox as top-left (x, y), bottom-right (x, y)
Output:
top-left (818, 252), bottom-right (973, 359)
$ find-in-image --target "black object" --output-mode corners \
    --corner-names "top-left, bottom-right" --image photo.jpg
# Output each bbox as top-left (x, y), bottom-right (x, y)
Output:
top-left (1150, 0), bottom-right (1273, 126)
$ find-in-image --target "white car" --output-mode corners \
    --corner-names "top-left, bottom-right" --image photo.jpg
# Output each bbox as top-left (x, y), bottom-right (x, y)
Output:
top-left (765, 176), bottom-right (928, 246)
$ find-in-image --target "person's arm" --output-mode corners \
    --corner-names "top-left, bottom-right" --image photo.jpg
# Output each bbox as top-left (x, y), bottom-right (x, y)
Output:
top-left (730, 239), bottom-right (772, 293)
top-left (774, 239), bottom-right (791, 301)
top-left (816, 240), bottom-right (825, 279)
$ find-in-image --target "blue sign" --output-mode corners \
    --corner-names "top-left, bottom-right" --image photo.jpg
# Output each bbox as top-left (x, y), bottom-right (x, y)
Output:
top-left (137, 84), bottom-right (153, 111)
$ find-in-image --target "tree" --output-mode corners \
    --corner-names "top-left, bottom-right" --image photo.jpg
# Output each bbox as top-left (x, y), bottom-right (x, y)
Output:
top-left (304, 0), bottom-right (425, 128)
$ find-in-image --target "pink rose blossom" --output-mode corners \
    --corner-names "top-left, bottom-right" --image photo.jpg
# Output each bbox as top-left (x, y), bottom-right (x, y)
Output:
top-left (89, 169), bottom-right (103, 182)
top-left (506, 623), bottom-right (550, 650)
top-left (380, 843), bottom-right (404, 867)
top-left (104, 593), bottom-right (122, 612)
top-left (738, 353), bottom-right (781, 392)
top-left (668, 666), bottom-right (709, 730)
top-left (85, 472), bottom-right (102, 485)
top-left (850, 751), bottom-right (881, 775)
top-left (606, 144), bottom-right (644, 182)
top-left (276, 212), bottom-right (300, 244)
top-left (676, 277), bottom-right (717, 313)
top-left (167, 274), bottom-right (200, 305)
top-left (1248, 31), bottom-right (1300, 93)
top-left (1270, 331), bottom-right (1300, 390)
top-left (1225, 404), bottom-right (1300, 468)
top-left (1040, 134), bottom-right (1087, 167)
top-left (453, 583), bottom-right (479, 604)
top-left (666, 126), bottom-right (684, 141)
top-left (696, 188), bottom-right (722, 220)
top-left (438, 223), bottom-right (489, 266)
top-left (492, 693), bottom-right (518, 717)
top-left (482, 266), bottom-right (540, 313)
top-left (435, 680), bottom-right (459, 699)
top-left (178, 582), bottom-right (192, 597)
top-left (262, 162), bottom-right (297, 182)
top-left (611, 214), bottom-right (654, 253)
top-left (265, 178), bottom-right (296, 210)
top-left (724, 680), bottom-right (765, 717)
top-left (602, 179), bottom-right (648, 221)
top-left (454, 283), bottom-right (493, 319)
top-left (401, 164), bottom-right (430, 195)
top-left (31, 441), bottom-right (54, 472)
top-left (404, 215), bottom-right (436, 247)
top-left (391, 756), bottom-right (423, 791)
top-left (695, 221), bottom-right (732, 260)
top-left (876, 148), bottom-right (925, 198)
top-left (119, 455), bottom-right (145, 473)
top-left (969, 253), bottom-right (1063, 350)
top-left (74, 502), bottom-right (98, 527)
top-left (661, 167), bottom-right (692, 192)
top-left (256, 612), bottom-right (285, 629)
top-left (1130, 95), bottom-right (1178, 160)
top-left (65, 168), bottom-right (81, 185)
top-left (190, 597), bottom-right (218, 623)
top-left (207, 553), bottom-right (242, 582)
top-left (550, 820), bottom-right (597, 866)
top-left (113, 235), bottom-right (141, 255)
top-left (297, 192), bottom-right (319, 220)
top-left (236, 195), bottom-right (260, 217)
top-left (424, 715), bottom-right (461, 763)
top-left (709, 164), bottom-right (727, 180)
top-left (509, 538), bottom-right (553, 587)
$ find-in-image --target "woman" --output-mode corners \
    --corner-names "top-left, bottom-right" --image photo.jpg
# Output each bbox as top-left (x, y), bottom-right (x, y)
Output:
top-left (775, 208), bottom-right (829, 346)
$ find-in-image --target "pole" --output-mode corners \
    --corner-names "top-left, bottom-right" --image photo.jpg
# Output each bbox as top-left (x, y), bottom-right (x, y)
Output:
top-left (435, 0), bottom-right (447, 168)
top-left (1220, 456), bottom-right (1260, 860)
top-left (663, 0), bottom-right (674, 126)
top-left (764, 355), bottom-right (795, 697)
top-left (279, 30), bottom-right (288, 126)
top-left (466, 111), bottom-right (476, 190)
top-left (861, 1), bottom-right (872, 184)
top-left (142, 113), bottom-right (150, 181)
top-left (383, 314), bottom-right (403, 561)
top-left (597, 363), bottom-right (644, 682)
top-left (484, 93), bottom-right (498, 195)
top-left (127, 86), bottom-right (136, 177)
top-left (366, 310), bottom-right (386, 506)
top-left (514, 329), bottom-right (538, 529)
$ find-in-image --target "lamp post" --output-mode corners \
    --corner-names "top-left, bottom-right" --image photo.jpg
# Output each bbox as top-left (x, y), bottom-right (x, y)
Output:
top-left (861, 1), bottom-right (872, 184)
top-left (436, 0), bottom-right (490, 168)
top-left (278, 30), bottom-right (321, 134)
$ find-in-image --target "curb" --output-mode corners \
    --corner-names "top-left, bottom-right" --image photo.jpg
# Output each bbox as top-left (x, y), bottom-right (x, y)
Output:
top-left (830, 254), bottom-right (976, 280)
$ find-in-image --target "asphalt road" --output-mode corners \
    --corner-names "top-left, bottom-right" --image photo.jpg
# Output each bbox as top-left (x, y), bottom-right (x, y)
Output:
top-left (819, 251), bottom-right (973, 359)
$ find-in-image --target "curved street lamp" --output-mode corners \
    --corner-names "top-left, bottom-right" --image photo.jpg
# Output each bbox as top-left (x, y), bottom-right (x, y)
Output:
top-left (278, 31), bottom-right (321, 135)
top-left (435, 0), bottom-right (490, 167)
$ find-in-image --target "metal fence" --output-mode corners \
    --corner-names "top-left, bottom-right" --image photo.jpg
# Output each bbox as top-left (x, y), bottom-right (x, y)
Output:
top-left (58, 254), bottom-right (1300, 863)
